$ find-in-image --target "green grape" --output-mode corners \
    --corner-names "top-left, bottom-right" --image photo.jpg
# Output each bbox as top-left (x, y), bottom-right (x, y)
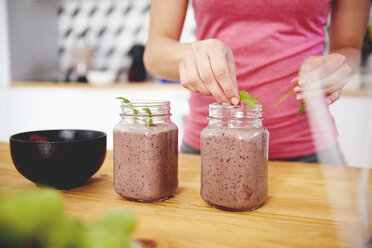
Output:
top-left (81, 222), bottom-right (131, 248)
top-left (99, 210), bottom-right (136, 233)
top-left (0, 189), bottom-right (136, 248)
top-left (80, 210), bottom-right (135, 248)
top-left (45, 218), bottom-right (85, 248)
top-left (0, 188), bottom-right (63, 247)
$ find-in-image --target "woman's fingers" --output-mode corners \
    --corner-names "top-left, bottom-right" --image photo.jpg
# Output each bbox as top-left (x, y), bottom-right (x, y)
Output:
top-left (226, 53), bottom-right (238, 92)
top-left (197, 54), bottom-right (231, 104)
top-left (181, 49), bottom-right (211, 95)
top-left (178, 39), bottom-right (239, 105)
top-left (179, 62), bottom-right (197, 92)
top-left (292, 77), bottom-right (299, 86)
top-left (208, 47), bottom-right (239, 105)
top-left (326, 90), bottom-right (342, 105)
top-left (294, 53), bottom-right (352, 105)
top-left (296, 63), bottom-right (351, 100)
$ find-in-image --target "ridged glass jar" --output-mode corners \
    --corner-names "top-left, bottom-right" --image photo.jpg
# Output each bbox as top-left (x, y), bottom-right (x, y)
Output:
top-left (200, 103), bottom-right (269, 211)
top-left (113, 100), bottom-right (178, 202)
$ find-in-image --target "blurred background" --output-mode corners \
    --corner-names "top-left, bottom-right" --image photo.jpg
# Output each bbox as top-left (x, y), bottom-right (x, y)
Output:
top-left (0, 0), bottom-right (372, 167)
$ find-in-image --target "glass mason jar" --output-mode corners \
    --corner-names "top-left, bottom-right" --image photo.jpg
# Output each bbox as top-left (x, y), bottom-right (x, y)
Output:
top-left (200, 103), bottom-right (269, 211)
top-left (113, 100), bottom-right (178, 202)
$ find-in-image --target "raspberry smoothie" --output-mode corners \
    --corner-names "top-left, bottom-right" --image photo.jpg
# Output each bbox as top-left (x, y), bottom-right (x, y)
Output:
top-left (114, 124), bottom-right (178, 202)
top-left (201, 125), bottom-right (268, 211)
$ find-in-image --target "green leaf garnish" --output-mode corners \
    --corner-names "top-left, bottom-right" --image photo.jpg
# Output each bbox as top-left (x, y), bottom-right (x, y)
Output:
top-left (116, 97), bottom-right (138, 123)
top-left (116, 97), bottom-right (130, 103)
top-left (239, 90), bottom-right (258, 106)
top-left (143, 108), bottom-right (152, 115)
top-left (116, 97), bottom-right (154, 128)
top-left (297, 102), bottom-right (306, 116)
top-left (116, 97), bottom-right (134, 109)
top-left (142, 108), bottom-right (153, 125)
top-left (275, 70), bottom-right (306, 116)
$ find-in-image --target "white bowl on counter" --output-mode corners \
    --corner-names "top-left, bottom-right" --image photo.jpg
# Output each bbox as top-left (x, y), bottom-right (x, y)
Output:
top-left (87, 70), bottom-right (116, 85)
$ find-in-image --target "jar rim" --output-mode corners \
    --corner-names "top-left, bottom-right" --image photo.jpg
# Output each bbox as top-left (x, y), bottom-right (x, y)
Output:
top-left (120, 100), bottom-right (171, 117)
top-left (208, 103), bottom-right (262, 120)
top-left (209, 102), bottom-right (262, 110)
top-left (120, 113), bottom-right (172, 117)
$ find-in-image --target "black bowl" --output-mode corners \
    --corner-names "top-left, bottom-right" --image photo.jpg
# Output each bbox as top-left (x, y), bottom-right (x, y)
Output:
top-left (9, 130), bottom-right (107, 189)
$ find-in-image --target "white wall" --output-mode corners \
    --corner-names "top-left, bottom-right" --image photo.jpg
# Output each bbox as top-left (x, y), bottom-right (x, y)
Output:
top-left (330, 96), bottom-right (372, 168)
top-left (0, 0), bottom-right (10, 141)
top-left (0, 0), bottom-right (9, 86)
top-left (3, 86), bottom-right (190, 151)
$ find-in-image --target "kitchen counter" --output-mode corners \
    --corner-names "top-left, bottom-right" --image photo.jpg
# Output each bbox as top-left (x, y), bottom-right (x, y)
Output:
top-left (0, 143), bottom-right (371, 248)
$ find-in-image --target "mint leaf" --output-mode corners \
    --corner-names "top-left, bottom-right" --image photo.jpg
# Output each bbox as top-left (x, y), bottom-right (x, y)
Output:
top-left (143, 108), bottom-right (152, 115)
top-left (297, 102), bottom-right (306, 116)
top-left (239, 90), bottom-right (258, 106)
top-left (142, 108), bottom-right (153, 125)
top-left (116, 97), bottom-right (139, 123)
top-left (116, 97), bottom-right (130, 103)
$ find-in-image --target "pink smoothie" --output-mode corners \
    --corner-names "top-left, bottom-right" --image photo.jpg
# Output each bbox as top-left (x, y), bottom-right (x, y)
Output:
top-left (113, 124), bottom-right (178, 202)
top-left (201, 126), bottom-right (268, 210)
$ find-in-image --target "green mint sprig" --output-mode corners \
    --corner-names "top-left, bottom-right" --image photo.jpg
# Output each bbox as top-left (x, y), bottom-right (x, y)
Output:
top-left (116, 97), bottom-right (153, 129)
top-left (297, 102), bottom-right (306, 116)
top-left (142, 108), bottom-right (153, 124)
top-left (141, 108), bottom-right (153, 129)
top-left (116, 97), bottom-right (130, 103)
top-left (116, 97), bottom-right (139, 123)
top-left (275, 70), bottom-right (306, 116)
top-left (239, 90), bottom-right (258, 106)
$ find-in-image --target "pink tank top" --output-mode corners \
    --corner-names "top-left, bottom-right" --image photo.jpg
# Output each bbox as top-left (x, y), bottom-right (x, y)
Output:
top-left (183, 0), bottom-right (337, 158)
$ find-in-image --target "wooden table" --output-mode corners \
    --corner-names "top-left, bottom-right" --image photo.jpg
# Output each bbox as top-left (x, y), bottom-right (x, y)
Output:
top-left (0, 143), bottom-right (371, 248)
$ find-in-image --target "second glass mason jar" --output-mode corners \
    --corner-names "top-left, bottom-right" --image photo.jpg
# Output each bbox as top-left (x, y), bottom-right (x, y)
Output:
top-left (113, 100), bottom-right (178, 202)
top-left (200, 103), bottom-right (269, 211)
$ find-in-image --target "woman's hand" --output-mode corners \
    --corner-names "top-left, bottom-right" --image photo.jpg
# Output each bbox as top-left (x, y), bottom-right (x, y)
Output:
top-left (292, 53), bottom-right (353, 105)
top-left (179, 39), bottom-right (240, 105)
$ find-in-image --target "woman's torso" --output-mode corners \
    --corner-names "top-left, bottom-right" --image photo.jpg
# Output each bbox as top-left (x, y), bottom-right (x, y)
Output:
top-left (183, 0), bottom-right (337, 158)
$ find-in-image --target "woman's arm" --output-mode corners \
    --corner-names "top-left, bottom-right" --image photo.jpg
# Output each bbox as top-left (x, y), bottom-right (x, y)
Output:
top-left (294, 0), bottom-right (370, 104)
top-left (144, 0), bottom-right (190, 81)
top-left (329, 0), bottom-right (370, 72)
top-left (144, 0), bottom-right (240, 105)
